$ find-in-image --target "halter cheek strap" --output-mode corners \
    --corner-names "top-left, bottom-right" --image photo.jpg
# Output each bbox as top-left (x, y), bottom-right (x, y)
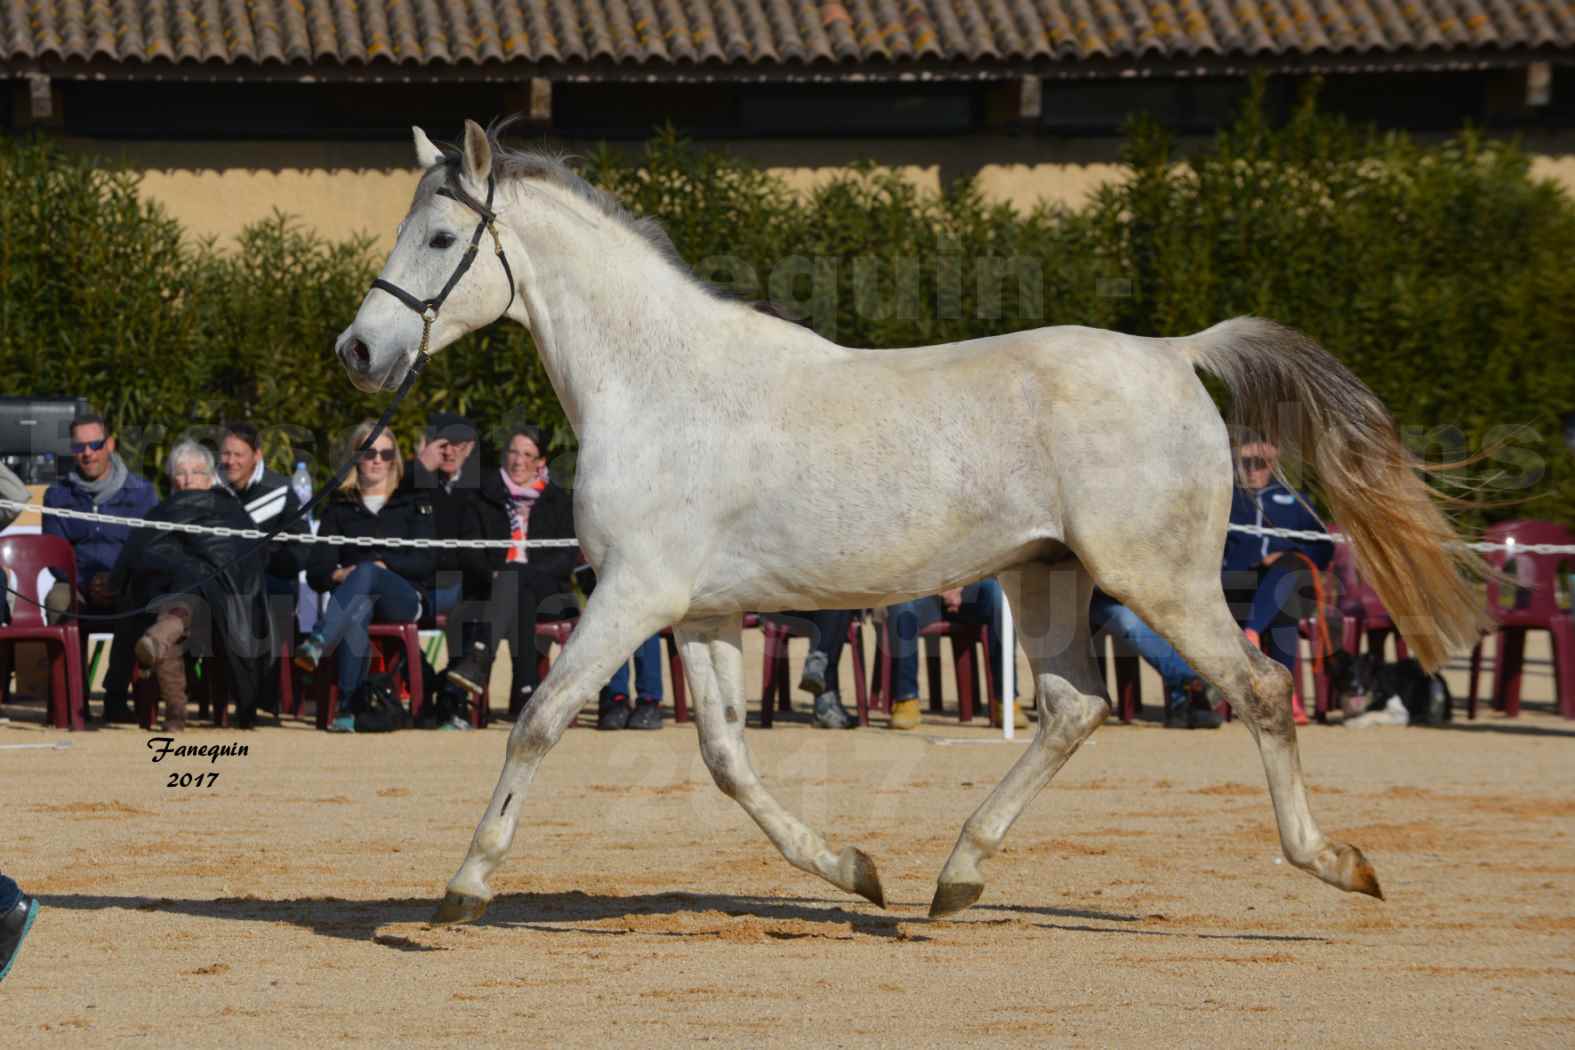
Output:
top-left (371, 172), bottom-right (517, 357)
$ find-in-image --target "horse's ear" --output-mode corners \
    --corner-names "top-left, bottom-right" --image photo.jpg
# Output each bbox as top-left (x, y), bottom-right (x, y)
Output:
top-left (412, 126), bottom-right (444, 170)
top-left (462, 119), bottom-right (492, 186)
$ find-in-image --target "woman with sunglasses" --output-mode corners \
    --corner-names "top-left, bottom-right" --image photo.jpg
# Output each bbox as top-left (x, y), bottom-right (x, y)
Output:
top-left (295, 421), bottom-right (436, 731)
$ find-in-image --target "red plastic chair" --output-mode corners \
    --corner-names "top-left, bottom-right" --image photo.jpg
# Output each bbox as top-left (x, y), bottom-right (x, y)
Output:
top-left (758, 613), bottom-right (869, 728)
top-left (308, 621), bottom-right (425, 729)
top-left (872, 618), bottom-right (998, 725)
top-left (1468, 520), bottom-right (1575, 719)
top-left (0, 535), bottom-right (87, 730)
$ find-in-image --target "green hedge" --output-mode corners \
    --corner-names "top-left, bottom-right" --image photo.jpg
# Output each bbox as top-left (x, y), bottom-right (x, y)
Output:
top-left (1, 81), bottom-right (1570, 523)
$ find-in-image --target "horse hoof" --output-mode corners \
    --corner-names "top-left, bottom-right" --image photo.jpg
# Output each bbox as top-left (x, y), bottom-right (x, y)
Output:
top-left (431, 891), bottom-right (489, 925)
top-left (928, 880), bottom-right (983, 918)
top-left (1340, 844), bottom-right (1384, 900)
top-left (846, 848), bottom-right (886, 909)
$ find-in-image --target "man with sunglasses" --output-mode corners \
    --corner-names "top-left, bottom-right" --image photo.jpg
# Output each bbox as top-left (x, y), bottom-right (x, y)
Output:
top-left (42, 413), bottom-right (157, 723)
top-left (1223, 440), bottom-right (1333, 724)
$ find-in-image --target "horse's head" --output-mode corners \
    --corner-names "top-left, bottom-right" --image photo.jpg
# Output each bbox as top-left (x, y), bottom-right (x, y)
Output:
top-left (335, 120), bottom-right (518, 393)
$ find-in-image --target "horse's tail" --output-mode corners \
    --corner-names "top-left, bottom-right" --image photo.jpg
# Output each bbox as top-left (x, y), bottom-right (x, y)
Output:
top-left (1180, 316), bottom-right (1489, 673)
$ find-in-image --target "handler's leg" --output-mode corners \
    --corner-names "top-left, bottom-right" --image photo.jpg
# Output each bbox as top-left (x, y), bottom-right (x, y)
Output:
top-left (681, 613), bottom-right (885, 907)
top-left (433, 568), bottom-right (682, 924)
top-left (931, 563), bottom-right (1110, 917)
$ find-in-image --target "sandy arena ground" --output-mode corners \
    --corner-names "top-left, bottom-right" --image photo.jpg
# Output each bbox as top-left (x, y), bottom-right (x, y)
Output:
top-left (2, 638), bottom-right (1573, 1048)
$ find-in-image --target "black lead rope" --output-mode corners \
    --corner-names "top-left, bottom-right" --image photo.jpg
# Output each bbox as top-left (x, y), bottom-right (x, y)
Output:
top-left (4, 166), bottom-right (518, 625)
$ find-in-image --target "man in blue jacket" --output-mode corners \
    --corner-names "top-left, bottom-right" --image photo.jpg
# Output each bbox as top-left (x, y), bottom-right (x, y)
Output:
top-left (1223, 441), bottom-right (1333, 714)
top-left (42, 413), bottom-right (157, 723)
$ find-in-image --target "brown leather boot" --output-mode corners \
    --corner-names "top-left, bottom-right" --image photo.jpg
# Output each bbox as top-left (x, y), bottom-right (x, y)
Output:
top-left (135, 607), bottom-right (190, 670)
top-left (155, 649), bottom-right (188, 732)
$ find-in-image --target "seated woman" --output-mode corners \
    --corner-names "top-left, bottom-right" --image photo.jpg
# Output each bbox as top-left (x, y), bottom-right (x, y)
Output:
top-left (113, 440), bottom-right (271, 731)
top-left (444, 423), bottom-right (577, 715)
top-left (295, 422), bottom-right (435, 732)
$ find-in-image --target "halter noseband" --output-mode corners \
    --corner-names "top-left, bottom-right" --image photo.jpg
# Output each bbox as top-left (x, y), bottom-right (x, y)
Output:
top-left (371, 171), bottom-right (517, 359)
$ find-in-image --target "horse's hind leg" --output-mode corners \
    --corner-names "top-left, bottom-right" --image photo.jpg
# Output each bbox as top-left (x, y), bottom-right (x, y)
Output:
top-left (931, 562), bottom-right (1110, 917)
top-left (1113, 576), bottom-right (1383, 900)
top-left (678, 613), bottom-right (885, 907)
top-left (433, 568), bottom-right (680, 924)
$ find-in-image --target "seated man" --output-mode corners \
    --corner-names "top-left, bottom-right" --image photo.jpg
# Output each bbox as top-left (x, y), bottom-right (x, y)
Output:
top-left (43, 412), bottom-right (157, 722)
top-left (884, 579), bottom-right (1017, 730)
top-left (113, 440), bottom-right (272, 730)
top-left (219, 421), bottom-right (304, 716)
top-left (1088, 591), bottom-right (1219, 729)
top-left (793, 609), bottom-right (859, 730)
top-left (403, 411), bottom-right (481, 619)
top-left (1223, 440), bottom-right (1332, 726)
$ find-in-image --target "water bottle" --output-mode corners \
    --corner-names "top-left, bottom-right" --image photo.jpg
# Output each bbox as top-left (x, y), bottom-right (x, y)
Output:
top-left (290, 461), bottom-right (314, 523)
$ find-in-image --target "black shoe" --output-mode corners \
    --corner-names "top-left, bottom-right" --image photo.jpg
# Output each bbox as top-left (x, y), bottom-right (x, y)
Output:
top-left (797, 651), bottom-right (829, 696)
top-left (100, 702), bottom-right (135, 725)
top-left (627, 697), bottom-right (663, 730)
top-left (597, 693), bottom-right (631, 731)
top-left (446, 645), bottom-right (490, 697)
top-left (0, 893), bottom-right (39, 982)
top-left (1165, 680), bottom-right (1222, 730)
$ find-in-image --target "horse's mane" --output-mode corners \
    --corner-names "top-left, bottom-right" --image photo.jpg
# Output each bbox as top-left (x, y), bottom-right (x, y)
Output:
top-left (422, 119), bottom-right (728, 302)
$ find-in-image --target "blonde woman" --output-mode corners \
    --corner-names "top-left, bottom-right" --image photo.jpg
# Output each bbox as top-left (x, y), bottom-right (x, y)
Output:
top-left (295, 422), bottom-right (435, 731)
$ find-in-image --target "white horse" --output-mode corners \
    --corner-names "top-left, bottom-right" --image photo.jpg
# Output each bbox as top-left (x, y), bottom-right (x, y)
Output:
top-left (336, 121), bottom-right (1488, 925)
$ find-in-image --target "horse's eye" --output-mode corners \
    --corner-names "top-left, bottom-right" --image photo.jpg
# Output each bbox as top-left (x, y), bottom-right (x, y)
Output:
top-left (429, 232), bottom-right (456, 250)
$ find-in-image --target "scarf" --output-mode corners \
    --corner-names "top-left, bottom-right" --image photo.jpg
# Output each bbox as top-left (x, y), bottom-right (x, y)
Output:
top-left (71, 452), bottom-right (130, 507)
top-left (501, 467), bottom-right (546, 563)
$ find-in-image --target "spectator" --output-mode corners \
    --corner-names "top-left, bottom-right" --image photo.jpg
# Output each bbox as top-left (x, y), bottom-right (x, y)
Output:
top-left (1088, 591), bottom-right (1220, 729)
top-left (0, 870), bottom-right (38, 982)
top-left (1223, 440), bottom-right (1333, 726)
top-left (295, 422), bottom-right (436, 733)
top-left (884, 579), bottom-right (1018, 730)
top-left (43, 413), bottom-right (157, 723)
top-left (113, 440), bottom-right (272, 731)
top-left (220, 422), bottom-right (306, 717)
top-left (0, 461), bottom-right (26, 625)
top-left (444, 424), bottom-right (577, 716)
top-left (597, 633), bottom-right (665, 731)
top-left (402, 411), bottom-right (481, 619)
top-left (793, 610), bottom-right (860, 729)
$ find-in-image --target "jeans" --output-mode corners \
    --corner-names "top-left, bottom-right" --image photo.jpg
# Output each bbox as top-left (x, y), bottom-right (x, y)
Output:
top-left (765, 610), bottom-right (853, 694)
top-left (316, 563), bottom-right (423, 696)
top-left (606, 633), bottom-right (664, 700)
top-left (0, 873), bottom-right (18, 913)
top-left (1088, 592), bottom-right (1198, 703)
top-left (886, 578), bottom-right (1010, 702)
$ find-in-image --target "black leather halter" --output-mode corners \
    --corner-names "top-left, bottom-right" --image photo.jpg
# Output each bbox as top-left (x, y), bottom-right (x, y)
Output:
top-left (370, 171), bottom-right (517, 358)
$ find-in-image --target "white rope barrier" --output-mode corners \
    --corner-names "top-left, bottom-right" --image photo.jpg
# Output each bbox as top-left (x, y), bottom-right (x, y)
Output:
top-left (3, 497), bottom-right (1573, 553)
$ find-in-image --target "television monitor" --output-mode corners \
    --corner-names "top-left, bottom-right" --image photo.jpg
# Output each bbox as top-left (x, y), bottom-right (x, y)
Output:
top-left (0, 397), bottom-right (91, 483)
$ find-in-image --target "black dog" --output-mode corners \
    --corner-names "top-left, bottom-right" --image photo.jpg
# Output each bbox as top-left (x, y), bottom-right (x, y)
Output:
top-left (1325, 650), bottom-right (1452, 726)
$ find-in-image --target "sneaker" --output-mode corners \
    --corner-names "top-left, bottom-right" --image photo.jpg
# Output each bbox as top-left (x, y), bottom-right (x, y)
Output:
top-left (597, 693), bottom-right (631, 731)
top-left (326, 713), bottom-right (356, 733)
top-left (1165, 682), bottom-right (1222, 730)
top-left (798, 651), bottom-right (829, 696)
top-left (0, 893), bottom-right (40, 982)
top-left (627, 697), bottom-right (664, 730)
top-left (294, 633), bottom-right (326, 673)
top-left (812, 689), bottom-right (854, 729)
top-left (445, 644), bottom-right (490, 697)
top-left (889, 697), bottom-right (922, 731)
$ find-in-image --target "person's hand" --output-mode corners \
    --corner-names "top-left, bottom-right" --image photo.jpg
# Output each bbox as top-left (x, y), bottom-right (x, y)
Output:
top-left (941, 587), bottom-right (964, 614)
top-left (415, 437), bottom-right (447, 474)
top-left (331, 565), bottom-right (354, 585)
top-left (373, 560), bottom-right (387, 570)
top-left (87, 572), bottom-right (116, 606)
top-left (1261, 552), bottom-right (1283, 567)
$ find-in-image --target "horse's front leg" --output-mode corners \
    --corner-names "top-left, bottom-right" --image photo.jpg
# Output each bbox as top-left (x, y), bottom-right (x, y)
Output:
top-left (679, 613), bottom-right (885, 907)
top-left (432, 569), bottom-right (681, 924)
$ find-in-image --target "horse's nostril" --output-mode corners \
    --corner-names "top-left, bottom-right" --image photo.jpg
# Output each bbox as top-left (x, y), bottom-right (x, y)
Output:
top-left (349, 339), bottom-right (372, 372)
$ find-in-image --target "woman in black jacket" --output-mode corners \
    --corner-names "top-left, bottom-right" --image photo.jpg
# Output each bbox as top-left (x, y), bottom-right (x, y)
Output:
top-left (444, 423), bottom-right (577, 713)
top-left (294, 421), bottom-right (435, 730)
top-left (113, 440), bottom-right (273, 731)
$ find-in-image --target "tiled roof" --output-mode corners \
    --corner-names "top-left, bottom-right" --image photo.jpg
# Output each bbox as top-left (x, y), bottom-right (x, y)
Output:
top-left (1, 0), bottom-right (1570, 71)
